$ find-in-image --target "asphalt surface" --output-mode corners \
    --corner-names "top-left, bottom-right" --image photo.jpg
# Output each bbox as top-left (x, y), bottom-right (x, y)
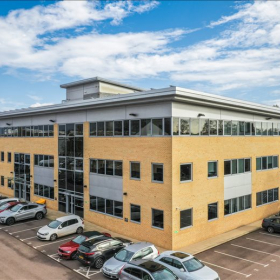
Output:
top-left (1, 217), bottom-right (280, 279)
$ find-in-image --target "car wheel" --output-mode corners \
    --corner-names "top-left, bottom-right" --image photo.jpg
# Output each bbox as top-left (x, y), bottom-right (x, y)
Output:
top-left (70, 251), bottom-right (77, 260)
top-left (35, 212), bottom-right (44, 220)
top-left (50, 234), bottom-right (57, 241)
top-left (6, 217), bottom-right (15, 226)
top-left (76, 227), bottom-right (83, 234)
top-left (94, 257), bottom-right (104, 269)
top-left (268, 226), bottom-right (274, 234)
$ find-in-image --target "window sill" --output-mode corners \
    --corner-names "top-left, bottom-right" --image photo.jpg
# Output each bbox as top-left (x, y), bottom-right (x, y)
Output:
top-left (151, 180), bottom-right (164, 184)
top-left (180, 225), bottom-right (193, 231)
top-left (224, 207), bottom-right (251, 217)
top-left (208, 217), bottom-right (218, 222)
top-left (130, 220), bottom-right (141, 225)
top-left (152, 226), bottom-right (164, 231)
top-left (180, 180), bottom-right (192, 183)
top-left (130, 178), bottom-right (141, 181)
top-left (257, 200), bottom-right (278, 207)
top-left (208, 176), bottom-right (218, 179)
top-left (256, 168), bottom-right (279, 172)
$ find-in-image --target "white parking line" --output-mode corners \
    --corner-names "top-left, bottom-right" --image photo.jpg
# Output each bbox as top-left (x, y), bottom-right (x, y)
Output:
top-left (214, 251), bottom-right (269, 267)
top-left (259, 232), bottom-right (280, 238)
top-left (0, 219), bottom-right (46, 229)
top-left (33, 237), bottom-right (74, 248)
top-left (73, 267), bottom-right (90, 279)
top-left (9, 226), bottom-right (43, 234)
top-left (20, 236), bottom-right (37, 241)
top-left (200, 260), bottom-right (251, 278)
top-left (231, 244), bottom-right (280, 257)
top-left (247, 238), bottom-right (280, 247)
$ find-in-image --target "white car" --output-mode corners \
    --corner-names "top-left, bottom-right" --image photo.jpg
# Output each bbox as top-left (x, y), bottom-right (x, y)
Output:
top-left (37, 215), bottom-right (84, 241)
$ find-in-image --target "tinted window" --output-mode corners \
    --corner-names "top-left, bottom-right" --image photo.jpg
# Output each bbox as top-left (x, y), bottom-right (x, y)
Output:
top-left (173, 259), bottom-right (184, 269)
top-left (183, 257), bottom-right (204, 272)
top-left (130, 268), bottom-right (142, 278)
top-left (114, 249), bottom-right (134, 262)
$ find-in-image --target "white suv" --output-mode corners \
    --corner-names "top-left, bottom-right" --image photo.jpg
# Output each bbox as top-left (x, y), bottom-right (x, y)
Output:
top-left (37, 215), bottom-right (84, 241)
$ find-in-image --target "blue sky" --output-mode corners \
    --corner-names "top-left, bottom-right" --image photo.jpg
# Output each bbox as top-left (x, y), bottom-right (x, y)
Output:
top-left (0, 0), bottom-right (280, 111)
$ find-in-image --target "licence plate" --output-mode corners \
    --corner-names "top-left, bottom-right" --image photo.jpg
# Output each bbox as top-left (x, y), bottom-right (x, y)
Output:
top-left (79, 255), bottom-right (84, 260)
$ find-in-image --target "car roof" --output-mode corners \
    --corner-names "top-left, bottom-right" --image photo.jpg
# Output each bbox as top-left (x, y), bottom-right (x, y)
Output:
top-left (129, 260), bottom-right (166, 273)
top-left (81, 236), bottom-right (112, 247)
top-left (159, 251), bottom-right (193, 261)
top-left (82, 231), bottom-right (103, 238)
top-left (56, 215), bottom-right (80, 222)
top-left (124, 242), bottom-right (154, 253)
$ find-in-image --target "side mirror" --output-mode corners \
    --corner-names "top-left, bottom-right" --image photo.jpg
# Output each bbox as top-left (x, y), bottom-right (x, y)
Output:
top-left (58, 225), bottom-right (62, 229)
top-left (180, 268), bottom-right (184, 272)
top-left (18, 210), bottom-right (22, 213)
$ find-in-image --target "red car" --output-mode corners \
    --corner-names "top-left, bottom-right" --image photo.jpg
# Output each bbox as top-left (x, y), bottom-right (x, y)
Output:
top-left (58, 231), bottom-right (111, 260)
top-left (0, 201), bottom-right (20, 213)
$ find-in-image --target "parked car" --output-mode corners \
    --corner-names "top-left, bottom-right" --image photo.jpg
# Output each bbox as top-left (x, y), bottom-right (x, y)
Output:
top-left (262, 216), bottom-right (280, 233)
top-left (0, 202), bottom-right (46, 226)
top-left (0, 197), bottom-right (20, 207)
top-left (58, 231), bottom-right (111, 260)
top-left (154, 251), bottom-right (219, 280)
top-left (37, 215), bottom-right (84, 241)
top-left (102, 242), bottom-right (159, 279)
top-left (0, 201), bottom-right (21, 213)
top-left (119, 259), bottom-right (180, 280)
top-left (0, 195), bottom-right (8, 200)
top-left (77, 236), bottom-right (132, 269)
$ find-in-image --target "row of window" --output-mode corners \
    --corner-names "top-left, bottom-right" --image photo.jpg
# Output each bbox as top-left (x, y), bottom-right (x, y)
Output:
top-left (224, 195), bottom-right (252, 215)
top-left (59, 123), bottom-right (83, 137)
top-left (34, 155), bottom-right (54, 168)
top-left (89, 195), bottom-right (123, 218)
top-left (0, 125), bottom-right (54, 137)
top-left (224, 158), bottom-right (251, 176)
top-left (34, 183), bottom-right (54, 199)
top-left (0, 152), bottom-right (11, 163)
top-left (256, 188), bottom-right (279, 206)
top-left (173, 118), bottom-right (280, 137)
top-left (256, 156), bottom-right (279, 171)
top-left (90, 159), bottom-right (123, 177)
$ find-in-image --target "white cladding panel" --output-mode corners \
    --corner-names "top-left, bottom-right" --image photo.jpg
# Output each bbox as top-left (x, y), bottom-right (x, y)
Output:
top-left (224, 173), bottom-right (252, 200)
top-left (89, 174), bottom-right (123, 202)
top-left (87, 106), bottom-right (126, 122)
top-left (34, 166), bottom-right (54, 187)
top-left (56, 111), bottom-right (87, 123)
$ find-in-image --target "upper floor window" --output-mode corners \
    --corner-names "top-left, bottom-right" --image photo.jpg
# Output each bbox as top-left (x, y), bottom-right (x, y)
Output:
top-left (152, 163), bottom-right (163, 183)
top-left (7, 152), bottom-right (11, 163)
top-left (90, 159), bottom-right (122, 177)
top-left (180, 163), bottom-right (192, 182)
top-left (130, 162), bottom-right (140, 180)
top-left (256, 156), bottom-right (278, 171)
top-left (34, 155), bottom-right (54, 168)
top-left (224, 158), bottom-right (251, 175)
top-left (1, 152), bottom-right (4, 162)
top-left (208, 161), bottom-right (218, 178)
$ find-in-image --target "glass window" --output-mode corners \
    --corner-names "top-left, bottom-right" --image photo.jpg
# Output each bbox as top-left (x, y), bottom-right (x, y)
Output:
top-left (130, 204), bottom-right (141, 223)
top-left (124, 120), bottom-right (129, 136)
top-left (114, 201), bottom-right (123, 218)
top-left (152, 164), bottom-right (163, 182)
top-left (141, 119), bottom-right (151, 136)
top-left (262, 157), bottom-right (267, 170)
top-left (44, 155), bottom-right (49, 167)
top-left (191, 119), bottom-right (199, 136)
top-left (152, 119), bottom-right (163, 136)
top-left (209, 120), bottom-right (217, 135)
top-left (106, 160), bottom-right (114, 175)
top-left (268, 123), bottom-right (273, 135)
top-left (90, 123), bottom-right (97, 136)
top-left (224, 199), bottom-right (231, 215)
top-left (218, 120), bottom-right (223, 135)
top-left (238, 159), bottom-right (244, 173)
top-left (268, 189), bottom-right (274, 203)
top-left (224, 121), bottom-right (231, 135)
top-left (114, 161), bottom-right (123, 177)
top-left (232, 159), bottom-right (237, 174)
top-left (66, 123), bottom-right (74, 136)
top-left (232, 121), bottom-right (238, 135)
top-left (43, 125), bottom-right (49, 137)
top-left (90, 196), bottom-right (97, 210)
top-left (268, 156), bottom-right (273, 169)
top-left (273, 156), bottom-right (278, 168)
top-left (90, 159), bottom-right (97, 173)
top-left (232, 198), bottom-right (238, 213)
top-left (106, 199), bottom-right (114, 215)
top-left (200, 119), bottom-right (209, 136)
top-left (75, 159), bottom-right (83, 171)
top-left (106, 121), bottom-right (113, 136)
top-left (239, 122), bottom-right (245, 135)
top-left (97, 197), bottom-right (105, 213)
top-left (130, 162), bottom-right (140, 179)
top-left (183, 258), bottom-right (204, 273)
top-left (245, 122), bottom-right (251, 135)
top-left (255, 122), bottom-right (262, 135)
top-left (75, 137), bottom-right (83, 157)
top-left (98, 160), bottom-right (105, 174)
top-left (224, 160), bottom-right (231, 175)
top-left (180, 118), bottom-right (190, 135)
top-left (273, 123), bottom-right (278, 135)
top-left (75, 124), bottom-right (83, 136)
top-left (180, 208), bottom-right (192, 229)
top-left (256, 192), bottom-right (262, 206)
top-left (245, 158), bottom-right (251, 172)
top-left (114, 121), bottom-right (123, 136)
top-left (256, 157), bottom-right (261, 170)
top-left (97, 122), bottom-right (105, 136)
top-left (262, 122), bottom-right (268, 135)
top-left (244, 195), bottom-right (251, 209)
top-left (208, 202), bottom-right (218, 220)
top-left (49, 125), bottom-right (54, 137)
top-left (173, 117), bottom-right (179, 135)
top-left (208, 161), bottom-right (217, 178)
top-left (180, 164), bottom-right (192, 181)
top-left (164, 118), bottom-right (171, 136)
top-left (239, 196), bottom-right (244, 211)
top-left (274, 188), bottom-right (279, 201)
top-left (130, 120), bottom-right (140, 136)
top-left (152, 209), bottom-right (164, 229)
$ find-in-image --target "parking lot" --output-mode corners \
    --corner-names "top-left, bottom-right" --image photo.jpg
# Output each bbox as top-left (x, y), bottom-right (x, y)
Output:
top-left (1, 217), bottom-right (280, 279)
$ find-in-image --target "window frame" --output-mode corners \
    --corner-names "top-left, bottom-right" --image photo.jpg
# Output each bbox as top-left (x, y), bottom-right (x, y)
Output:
top-left (130, 204), bottom-right (141, 224)
top-left (130, 161), bottom-right (141, 180)
top-left (208, 161), bottom-right (218, 179)
top-left (208, 202), bottom-right (218, 221)
top-left (180, 208), bottom-right (193, 230)
top-left (180, 163), bottom-right (193, 183)
top-left (151, 163), bottom-right (164, 183)
top-left (151, 208), bottom-right (164, 230)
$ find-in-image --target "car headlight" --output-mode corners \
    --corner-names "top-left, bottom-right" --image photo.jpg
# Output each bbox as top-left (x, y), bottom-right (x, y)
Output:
top-left (39, 232), bottom-right (49, 236)
top-left (65, 251), bottom-right (71, 254)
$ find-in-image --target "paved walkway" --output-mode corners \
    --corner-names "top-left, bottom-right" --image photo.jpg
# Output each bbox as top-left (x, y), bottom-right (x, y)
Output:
top-left (46, 208), bottom-right (262, 255)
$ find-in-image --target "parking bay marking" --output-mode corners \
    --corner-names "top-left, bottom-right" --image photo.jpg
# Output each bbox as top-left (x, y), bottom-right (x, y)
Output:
top-left (259, 232), bottom-right (280, 238)
top-left (246, 237), bottom-right (280, 247)
top-left (74, 266), bottom-right (101, 278)
top-left (0, 219), bottom-right (46, 229)
top-left (231, 244), bottom-right (280, 258)
top-left (33, 237), bottom-right (74, 249)
top-left (9, 226), bottom-right (44, 234)
top-left (214, 251), bottom-right (269, 267)
top-left (200, 260), bottom-right (251, 278)
top-left (20, 236), bottom-right (38, 241)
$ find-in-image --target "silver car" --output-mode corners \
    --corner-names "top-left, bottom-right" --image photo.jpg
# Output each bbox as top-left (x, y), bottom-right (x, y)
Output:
top-left (0, 197), bottom-right (20, 207)
top-left (102, 242), bottom-right (159, 279)
top-left (0, 202), bottom-right (47, 225)
top-left (119, 259), bottom-right (180, 280)
top-left (154, 251), bottom-right (219, 280)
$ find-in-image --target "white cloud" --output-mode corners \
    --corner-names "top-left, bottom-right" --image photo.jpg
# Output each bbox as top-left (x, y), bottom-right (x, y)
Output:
top-left (29, 102), bottom-right (53, 108)
top-left (27, 95), bottom-right (42, 101)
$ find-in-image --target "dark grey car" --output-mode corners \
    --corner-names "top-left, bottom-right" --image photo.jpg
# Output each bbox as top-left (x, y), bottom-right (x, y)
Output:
top-left (0, 202), bottom-right (47, 225)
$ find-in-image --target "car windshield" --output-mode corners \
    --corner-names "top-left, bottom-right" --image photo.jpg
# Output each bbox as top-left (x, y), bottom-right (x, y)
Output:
top-left (151, 268), bottom-right (177, 280)
top-left (72, 235), bottom-right (87, 244)
top-left (10, 204), bottom-right (22, 212)
top-left (183, 257), bottom-right (204, 272)
top-left (48, 220), bottom-right (62, 229)
top-left (0, 203), bottom-right (9, 210)
top-left (114, 249), bottom-right (134, 262)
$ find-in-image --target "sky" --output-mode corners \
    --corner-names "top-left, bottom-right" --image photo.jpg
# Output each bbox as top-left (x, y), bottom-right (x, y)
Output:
top-left (0, 0), bottom-right (280, 111)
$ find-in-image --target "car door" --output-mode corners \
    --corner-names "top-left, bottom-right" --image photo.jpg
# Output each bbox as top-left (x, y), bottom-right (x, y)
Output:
top-left (15, 206), bottom-right (29, 221)
top-left (27, 205), bottom-right (38, 219)
top-left (57, 221), bottom-right (70, 237)
top-left (172, 259), bottom-right (187, 280)
top-left (273, 218), bottom-right (280, 232)
top-left (67, 219), bottom-right (77, 234)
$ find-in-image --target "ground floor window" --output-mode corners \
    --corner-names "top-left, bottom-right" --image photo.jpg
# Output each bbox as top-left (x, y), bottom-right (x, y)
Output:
top-left (34, 183), bottom-right (54, 199)
top-left (152, 208), bottom-right (164, 229)
top-left (256, 188), bottom-right (278, 206)
top-left (208, 203), bottom-right (218, 220)
top-left (130, 204), bottom-right (141, 223)
top-left (89, 195), bottom-right (123, 218)
top-left (180, 208), bottom-right (192, 229)
top-left (224, 195), bottom-right (251, 216)
top-left (0, 176), bottom-right (4, 186)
